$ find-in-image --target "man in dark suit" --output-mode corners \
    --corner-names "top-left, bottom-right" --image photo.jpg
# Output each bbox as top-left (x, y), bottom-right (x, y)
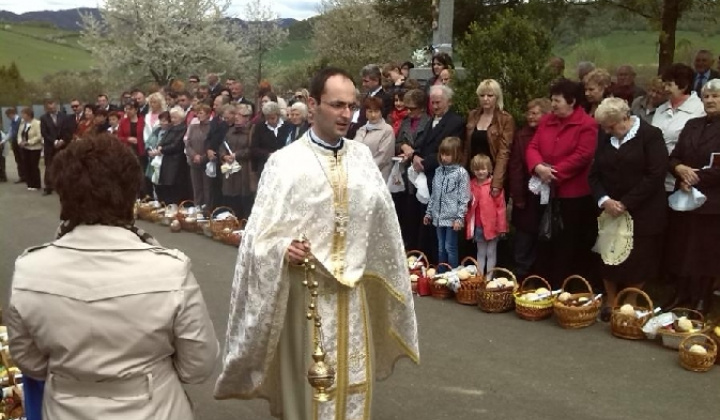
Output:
top-left (97, 94), bottom-right (120, 112)
top-left (132, 90), bottom-right (150, 116)
top-left (230, 80), bottom-right (255, 115)
top-left (205, 98), bottom-right (234, 210)
top-left (40, 99), bottom-right (73, 195)
top-left (3, 107), bottom-right (23, 183)
top-left (207, 73), bottom-right (223, 99)
top-left (347, 64), bottom-right (393, 139)
top-left (411, 84), bottom-right (465, 264)
top-left (692, 49), bottom-right (720, 95)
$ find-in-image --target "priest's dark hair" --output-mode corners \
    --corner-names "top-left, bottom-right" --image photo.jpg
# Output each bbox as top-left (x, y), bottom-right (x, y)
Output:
top-left (51, 133), bottom-right (143, 228)
top-left (309, 67), bottom-right (355, 102)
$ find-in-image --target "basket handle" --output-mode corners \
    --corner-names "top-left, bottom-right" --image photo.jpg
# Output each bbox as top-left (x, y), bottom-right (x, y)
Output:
top-left (560, 275), bottom-right (594, 295)
top-left (485, 267), bottom-right (517, 284)
top-left (178, 200), bottom-right (195, 210)
top-left (460, 256), bottom-right (480, 267)
top-left (519, 275), bottom-right (551, 294)
top-left (211, 206), bottom-right (237, 219)
top-left (671, 307), bottom-right (704, 322)
top-left (680, 333), bottom-right (717, 353)
top-left (613, 287), bottom-right (653, 311)
top-left (406, 250), bottom-right (429, 267)
top-left (436, 263), bottom-right (453, 273)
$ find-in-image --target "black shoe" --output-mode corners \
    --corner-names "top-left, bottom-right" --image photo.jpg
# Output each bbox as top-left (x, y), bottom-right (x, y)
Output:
top-left (600, 306), bottom-right (612, 323)
top-left (14, 180), bottom-right (25, 184)
top-left (42, 189), bottom-right (53, 196)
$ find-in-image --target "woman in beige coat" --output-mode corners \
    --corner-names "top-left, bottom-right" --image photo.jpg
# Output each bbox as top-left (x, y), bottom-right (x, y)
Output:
top-left (17, 107), bottom-right (43, 191)
top-left (353, 95), bottom-right (396, 181)
top-left (6, 134), bottom-right (219, 420)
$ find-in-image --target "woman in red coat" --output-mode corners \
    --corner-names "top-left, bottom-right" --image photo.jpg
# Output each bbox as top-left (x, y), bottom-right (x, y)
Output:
top-left (525, 79), bottom-right (599, 288)
top-left (117, 101), bottom-right (148, 195)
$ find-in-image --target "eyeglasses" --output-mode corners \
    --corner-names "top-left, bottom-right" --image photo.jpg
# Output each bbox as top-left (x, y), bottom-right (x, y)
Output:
top-left (71, 105), bottom-right (80, 108)
top-left (324, 101), bottom-right (359, 112)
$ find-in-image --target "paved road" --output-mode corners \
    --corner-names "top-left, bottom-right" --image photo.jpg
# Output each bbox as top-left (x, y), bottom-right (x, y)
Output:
top-left (0, 168), bottom-right (715, 419)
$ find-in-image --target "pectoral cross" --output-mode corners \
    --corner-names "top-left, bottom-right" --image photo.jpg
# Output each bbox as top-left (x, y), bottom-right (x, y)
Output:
top-left (335, 212), bottom-right (349, 237)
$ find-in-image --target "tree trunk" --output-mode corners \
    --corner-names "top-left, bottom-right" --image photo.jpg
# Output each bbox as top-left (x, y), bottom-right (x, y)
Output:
top-left (657, 0), bottom-right (681, 75)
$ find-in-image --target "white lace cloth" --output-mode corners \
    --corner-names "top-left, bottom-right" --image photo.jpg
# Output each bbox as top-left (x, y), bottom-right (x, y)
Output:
top-left (528, 175), bottom-right (550, 205)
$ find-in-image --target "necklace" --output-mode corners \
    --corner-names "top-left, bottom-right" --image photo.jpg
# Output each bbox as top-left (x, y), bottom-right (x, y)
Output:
top-left (306, 138), bottom-right (350, 237)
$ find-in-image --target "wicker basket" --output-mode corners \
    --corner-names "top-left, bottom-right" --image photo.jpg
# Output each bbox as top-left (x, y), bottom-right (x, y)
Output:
top-left (553, 275), bottom-right (601, 329)
top-left (210, 207), bottom-right (241, 241)
top-left (477, 267), bottom-right (517, 313)
top-left (679, 334), bottom-right (717, 372)
top-left (657, 308), bottom-right (707, 350)
top-left (406, 250), bottom-right (429, 277)
top-left (160, 204), bottom-right (179, 226)
top-left (431, 263), bottom-right (454, 299)
top-left (221, 219), bottom-right (247, 246)
top-left (136, 197), bottom-right (155, 221)
top-left (709, 326), bottom-right (720, 365)
top-left (177, 200), bottom-right (199, 232)
top-left (455, 257), bottom-right (484, 305)
top-left (148, 202), bottom-right (166, 223)
top-left (610, 287), bottom-right (653, 340)
top-left (514, 275), bottom-right (554, 321)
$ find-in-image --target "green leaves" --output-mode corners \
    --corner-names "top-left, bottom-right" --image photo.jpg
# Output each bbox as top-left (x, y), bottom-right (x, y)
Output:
top-left (455, 9), bottom-right (554, 123)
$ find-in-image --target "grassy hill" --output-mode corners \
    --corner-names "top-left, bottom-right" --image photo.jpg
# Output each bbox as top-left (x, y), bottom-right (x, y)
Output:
top-left (0, 24), bottom-right (92, 80)
top-left (3, 23), bottom-right (720, 82)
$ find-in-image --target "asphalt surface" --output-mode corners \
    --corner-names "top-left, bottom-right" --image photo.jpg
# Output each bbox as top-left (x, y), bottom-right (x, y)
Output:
top-left (0, 160), bottom-right (715, 420)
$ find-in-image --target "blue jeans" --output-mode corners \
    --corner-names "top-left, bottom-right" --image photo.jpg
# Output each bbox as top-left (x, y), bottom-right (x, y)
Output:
top-left (436, 226), bottom-right (459, 269)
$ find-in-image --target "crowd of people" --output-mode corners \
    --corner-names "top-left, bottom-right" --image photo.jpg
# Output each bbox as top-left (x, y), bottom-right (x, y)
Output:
top-left (1, 49), bottom-right (720, 320)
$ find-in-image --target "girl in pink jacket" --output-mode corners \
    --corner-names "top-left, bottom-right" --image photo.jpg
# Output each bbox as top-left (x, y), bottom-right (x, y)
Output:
top-left (465, 154), bottom-right (508, 275)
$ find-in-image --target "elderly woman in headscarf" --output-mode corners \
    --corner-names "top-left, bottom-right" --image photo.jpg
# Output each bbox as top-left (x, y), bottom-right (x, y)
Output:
top-left (219, 104), bottom-right (254, 218)
top-left (665, 78), bottom-right (720, 314)
top-left (250, 101), bottom-right (293, 177)
top-left (6, 133), bottom-right (218, 420)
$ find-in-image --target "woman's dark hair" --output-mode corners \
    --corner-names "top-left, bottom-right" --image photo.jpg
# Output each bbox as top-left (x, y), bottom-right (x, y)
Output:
top-left (124, 100), bottom-right (140, 110)
top-left (402, 61), bottom-right (415, 70)
top-left (550, 79), bottom-right (584, 108)
top-left (51, 134), bottom-right (143, 227)
top-left (84, 104), bottom-right (97, 115)
top-left (363, 96), bottom-right (384, 111)
top-left (661, 63), bottom-right (694, 95)
top-left (158, 111), bottom-right (171, 122)
top-left (393, 89), bottom-right (407, 101)
top-left (262, 92), bottom-right (278, 103)
top-left (95, 109), bottom-right (108, 118)
top-left (432, 52), bottom-right (454, 70)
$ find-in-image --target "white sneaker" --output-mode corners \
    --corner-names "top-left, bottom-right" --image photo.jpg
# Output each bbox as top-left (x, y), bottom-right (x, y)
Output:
top-left (27, 187), bottom-right (39, 191)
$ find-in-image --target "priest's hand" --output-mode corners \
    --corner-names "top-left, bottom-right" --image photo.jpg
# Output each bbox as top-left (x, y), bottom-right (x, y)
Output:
top-left (287, 239), bottom-right (311, 265)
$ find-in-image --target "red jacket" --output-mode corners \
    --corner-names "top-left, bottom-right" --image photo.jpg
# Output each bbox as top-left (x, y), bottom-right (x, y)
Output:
top-left (465, 178), bottom-right (507, 241)
top-left (117, 117), bottom-right (146, 156)
top-left (525, 107), bottom-right (598, 198)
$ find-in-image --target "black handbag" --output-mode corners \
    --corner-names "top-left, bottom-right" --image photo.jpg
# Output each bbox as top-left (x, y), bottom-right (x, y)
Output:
top-left (538, 191), bottom-right (563, 241)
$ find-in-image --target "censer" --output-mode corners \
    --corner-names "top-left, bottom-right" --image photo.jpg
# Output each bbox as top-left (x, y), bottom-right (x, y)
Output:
top-left (300, 235), bottom-right (336, 402)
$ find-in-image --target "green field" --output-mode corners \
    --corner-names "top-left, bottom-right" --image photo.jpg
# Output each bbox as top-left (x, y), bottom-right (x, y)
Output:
top-left (2, 24), bottom-right (719, 82)
top-left (0, 24), bottom-right (92, 80)
top-left (556, 30), bottom-right (720, 76)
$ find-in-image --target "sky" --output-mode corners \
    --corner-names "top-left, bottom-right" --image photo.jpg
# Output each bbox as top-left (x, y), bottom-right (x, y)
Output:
top-left (0, 0), bottom-right (322, 20)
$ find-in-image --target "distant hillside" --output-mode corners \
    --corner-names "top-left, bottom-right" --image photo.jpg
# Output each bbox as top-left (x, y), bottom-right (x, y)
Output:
top-left (0, 8), bottom-right (100, 31)
top-left (0, 8), bottom-right (299, 32)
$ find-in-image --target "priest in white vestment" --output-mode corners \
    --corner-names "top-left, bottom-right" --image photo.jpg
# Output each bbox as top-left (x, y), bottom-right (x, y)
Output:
top-left (214, 68), bottom-right (420, 419)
